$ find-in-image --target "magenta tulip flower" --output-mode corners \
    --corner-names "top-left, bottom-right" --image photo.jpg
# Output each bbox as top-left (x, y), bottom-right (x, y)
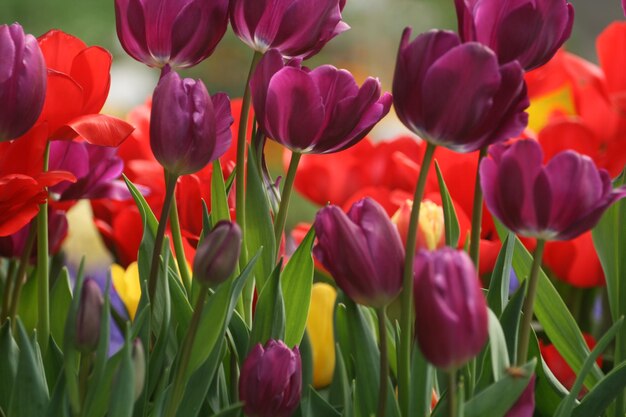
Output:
top-left (393, 28), bottom-right (528, 153)
top-left (480, 140), bottom-right (626, 241)
top-left (251, 49), bottom-right (392, 154)
top-left (455, 0), bottom-right (574, 71)
top-left (230, 0), bottom-right (348, 59)
top-left (114, 0), bottom-right (229, 68)
top-left (413, 248), bottom-right (488, 370)
top-left (193, 221), bottom-right (242, 287)
top-left (313, 197), bottom-right (404, 308)
top-left (239, 340), bottom-right (302, 417)
top-left (0, 24), bottom-right (47, 141)
top-left (150, 71), bottom-right (233, 176)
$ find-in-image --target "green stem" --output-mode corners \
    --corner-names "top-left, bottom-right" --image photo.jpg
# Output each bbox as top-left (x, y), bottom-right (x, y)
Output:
top-left (37, 141), bottom-right (51, 353)
top-left (516, 239), bottom-right (546, 366)
top-left (448, 370), bottom-right (458, 417)
top-left (163, 285), bottom-right (209, 417)
top-left (78, 353), bottom-right (93, 411)
top-left (8, 225), bottom-right (37, 325)
top-left (273, 151), bottom-right (301, 255)
top-left (169, 197), bottom-right (192, 295)
top-left (398, 142), bottom-right (436, 417)
top-left (1, 260), bottom-right (17, 324)
top-left (469, 147), bottom-right (488, 269)
top-left (148, 171), bottom-right (178, 303)
top-left (377, 307), bottom-right (389, 417)
top-left (235, 51), bottom-right (263, 251)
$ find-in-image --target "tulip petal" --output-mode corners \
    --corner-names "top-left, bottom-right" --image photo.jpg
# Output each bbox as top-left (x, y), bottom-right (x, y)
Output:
top-left (38, 30), bottom-right (87, 74)
top-left (71, 46), bottom-right (112, 114)
top-left (52, 114), bottom-right (134, 146)
top-left (38, 70), bottom-right (84, 135)
top-left (0, 175), bottom-right (46, 236)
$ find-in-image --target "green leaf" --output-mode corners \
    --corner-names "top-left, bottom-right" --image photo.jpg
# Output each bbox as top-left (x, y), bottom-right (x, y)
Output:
top-left (486, 309), bottom-right (510, 381)
top-left (305, 387), bottom-right (341, 417)
top-left (211, 159), bottom-right (231, 223)
top-left (282, 226), bottom-right (315, 347)
top-left (49, 267), bottom-right (72, 345)
top-left (529, 331), bottom-right (567, 417)
top-left (573, 361), bottom-right (626, 417)
top-left (62, 263), bottom-right (85, 415)
top-left (0, 321), bottom-right (19, 411)
top-left (486, 233), bottom-right (515, 317)
top-left (409, 342), bottom-right (434, 417)
top-left (249, 262), bottom-right (285, 348)
top-left (16, 269), bottom-right (38, 331)
top-left (329, 344), bottom-right (352, 416)
top-left (435, 160), bottom-right (460, 247)
top-left (210, 403), bottom-right (244, 417)
top-left (499, 282), bottom-right (526, 365)
top-left (109, 329), bottom-right (136, 417)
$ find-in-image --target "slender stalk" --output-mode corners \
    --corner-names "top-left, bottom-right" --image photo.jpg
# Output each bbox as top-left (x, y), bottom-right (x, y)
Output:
top-left (169, 197), bottom-right (192, 294)
top-left (148, 171), bottom-right (178, 303)
top-left (163, 285), bottom-right (209, 417)
top-left (8, 225), bottom-right (37, 324)
top-left (78, 353), bottom-right (93, 410)
top-left (1, 260), bottom-right (17, 324)
top-left (273, 151), bottom-right (302, 254)
top-left (469, 147), bottom-right (488, 268)
top-left (398, 142), bottom-right (436, 417)
top-left (377, 307), bottom-right (389, 417)
top-left (37, 141), bottom-right (51, 353)
top-left (448, 370), bottom-right (458, 417)
top-left (516, 239), bottom-right (546, 365)
top-left (235, 51), bottom-right (263, 248)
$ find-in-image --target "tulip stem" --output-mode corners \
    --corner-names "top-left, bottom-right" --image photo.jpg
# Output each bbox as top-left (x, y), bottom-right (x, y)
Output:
top-left (8, 224), bottom-right (37, 325)
top-left (516, 239), bottom-right (546, 366)
top-left (37, 141), bottom-right (51, 354)
top-left (169, 197), bottom-right (192, 295)
top-left (235, 51), bottom-right (263, 257)
top-left (148, 171), bottom-right (178, 304)
top-left (448, 370), bottom-right (458, 417)
top-left (469, 147), bottom-right (488, 269)
top-left (399, 142), bottom-right (436, 417)
top-left (377, 307), bottom-right (389, 417)
top-left (163, 284), bottom-right (208, 417)
top-left (273, 151), bottom-right (302, 255)
top-left (1, 260), bottom-right (17, 324)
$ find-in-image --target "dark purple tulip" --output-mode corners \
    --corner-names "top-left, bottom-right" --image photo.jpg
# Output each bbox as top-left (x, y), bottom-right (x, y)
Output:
top-left (313, 197), bottom-right (404, 308)
top-left (239, 340), bottom-right (302, 417)
top-left (48, 141), bottom-right (129, 201)
top-left (251, 49), bottom-right (392, 154)
top-left (230, 0), bottom-right (348, 59)
top-left (0, 23), bottom-right (47, 141)
top-left (114, 0), bottom-right (229, 68)
top-left (150, 71), bottom-right (233, 176)
top-left (505, 375), bottom-right (535, 417)
top-left (75, 278), bottom-right (104, 353)
top-left (455, 0), bottom-right (574, 71)
top-left (480, 140), bottom-right (626, 241)
top-left (193, 220), bottom-right (242, 287)
top-left (392, 28), bottom-right (528, 153)
top-left (0, 208), bottom-right (67, 259)
top-left (413, 248), bottom-right (488, 370)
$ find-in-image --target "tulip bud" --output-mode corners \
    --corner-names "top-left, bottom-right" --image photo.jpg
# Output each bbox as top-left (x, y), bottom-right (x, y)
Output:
top-left (132, 339), bottom-right (146, 401)
top-left (413, 248), bottom-right (488, 370)
top-left (306, 283), bottom-right (337, 388)
top-left (0, 23), bottom-right (47, 141)
top-left (193, 221), bottom-right (242, 287)
top-left (239, 340), bottom-right (302, 417)
top-left (505, 374), bottom-right (535, 417)
top-left (150, 71), bottom-right (233, 176)
top-left (392, 199), bottom-right (445, 251)
top-left (75, 278), bottom-right (104, 353)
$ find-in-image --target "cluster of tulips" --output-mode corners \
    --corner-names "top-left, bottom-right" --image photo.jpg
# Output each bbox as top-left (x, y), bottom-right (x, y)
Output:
top-left (1, 0), bottom-right (626, 417)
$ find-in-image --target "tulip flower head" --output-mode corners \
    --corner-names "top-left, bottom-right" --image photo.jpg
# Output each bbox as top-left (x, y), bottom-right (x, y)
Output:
top-left (75, 278), bottom-right (104, 353)
top-left (239, 340), bottom-right (302, 417)
top-left (230, 0), bottom-right (349, 59)
top-left (413, 248), bottom-right (488, 370)
top-left (313, 197), bottom-right (404, 308)
top-left (150, 71), bottom-right (233, 176)
top-left (193, 221), bottom-right (242, 287)
top-left (392, 199), bottom-right (445, 251)
top-left (455, 0), bottom-right (574, 71)
top-left (114, 0), bottom-right (229, 68)
top-left (251, 49), bottom-right (392, 154)
top-left (480, 139), bottom-right (626, 241)
top-left (505, 374), bottom-right (536, 417)
top-left (0, 23), bottom-right (47, 141)
top-left (393, 28), bottom-right (529, 153)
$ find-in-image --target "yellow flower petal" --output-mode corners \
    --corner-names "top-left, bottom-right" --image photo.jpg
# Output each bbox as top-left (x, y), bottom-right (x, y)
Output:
top-left (306, 283), bottom-right (337, 388)
top-left (527, 86), bottom-right (575, 133)
top-left (111, 262), bottom-right (141, 320)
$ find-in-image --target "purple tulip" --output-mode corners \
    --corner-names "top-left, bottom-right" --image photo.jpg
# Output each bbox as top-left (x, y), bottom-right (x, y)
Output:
top-left (230, 0), bottom-right (348, 59)
top-left (505, 375), bottom-right (535, 417)
top-left (0, 23), bottom-right (47, 141)
top-left (150, 71), bottom-right (233, 176)
top-left (392, 28), bottom-right (528, 153)
top-left (114, 0), bottom-right (229, 68)
top-left (413, 248), bottom-right (488, 370)
top-left (251, 49), bottom-right (392, 154)
top-left (193, 221), bottom-right (242, 287)
top-left (239, 340), bottom-right (302, 417)
top-left (313, 197), bottom-right (404, 308)
top-left (76, 278), bottom-right (104, 353)
top-left (455, 0), bottom-right (574, 71)
top-left (480, 139), bottom-right (626, 241)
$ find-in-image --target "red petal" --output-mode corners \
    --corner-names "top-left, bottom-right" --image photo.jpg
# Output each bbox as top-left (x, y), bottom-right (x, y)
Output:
top-left (70, 46), bottom-right (112, 114)
top-left (38, 30), bottom-right (87, 74)
top-left (36, 171), bottom-right (77, 187)
top-left (38, 71), bottom-right (84, 134)
top-left (597, 22), bottom-right (626, 94)
top-left (51, 114), bottom-right (135, 146)
top-left (0, 175), bottom-right (46, 236)
top-left (0, 123), bottom-right (49, 177)
top-left (538, 119), bottom-right (601, 163)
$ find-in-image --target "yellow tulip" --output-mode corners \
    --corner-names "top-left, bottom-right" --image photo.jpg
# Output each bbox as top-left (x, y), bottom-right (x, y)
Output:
top-left (111, 262), bottom-right (141, 320)
top-left (306, 283), bottom-right (337, 388)
top-left (527, 86), bottom-right (575, 133)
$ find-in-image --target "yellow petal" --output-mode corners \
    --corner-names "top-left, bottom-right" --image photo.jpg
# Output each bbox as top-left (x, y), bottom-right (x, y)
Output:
top-left (306, 283), bottom-right (337, 388)
top-left (111, 262), bottom-right (141, 320)
top-left (527, 86), bottom-right (575, 133)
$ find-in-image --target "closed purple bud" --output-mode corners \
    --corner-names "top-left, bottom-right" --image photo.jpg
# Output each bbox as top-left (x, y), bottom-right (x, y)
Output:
top-left (239, 340), bottom-right (302, 417)
top-left (392, 28), bottom-right (529, 153)
top-left (455, 0), bottom-right (574, 71)
top-left (150, 71), bottom-right (233, 176)
top-left (480, 139), bottom-right (626, 241)
top-left (505, 374), bottom-right (535, 417)
top-left (313, 197), bottom-right (404, 308)
top-left (193, 221), bottom-right (242, 287)
top-left (75, 278), bottom-right (104, 353)
top-left (0, 23), bottom-right (47, 141)
top-left (251, 49), bottom-right (392, 154)
top-left (114, 0), bottom-right (229, 68)
top-left (230, 0), bottom-right (349, 59)
top-left (413, 248), bottom-right (488, 370)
